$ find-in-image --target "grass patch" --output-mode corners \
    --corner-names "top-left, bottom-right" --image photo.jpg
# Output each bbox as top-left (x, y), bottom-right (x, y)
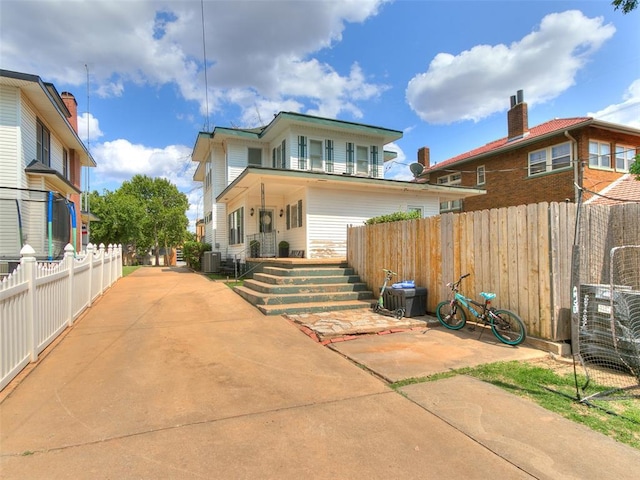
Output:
top-left (206, 273), bottom-right (244, 288)
top-left (390, 360), bottom-right (640, 450)
top-left (122, 266), bottom-right (141, 277)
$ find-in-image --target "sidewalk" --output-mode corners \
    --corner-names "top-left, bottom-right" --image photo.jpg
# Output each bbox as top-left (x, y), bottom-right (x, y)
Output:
top-left (1, 267), bottom-right (638, 479)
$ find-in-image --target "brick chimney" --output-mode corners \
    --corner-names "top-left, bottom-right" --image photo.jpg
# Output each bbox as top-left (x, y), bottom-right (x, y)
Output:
top-left (507, 89), bottom-right (528, 140)
top-left (417, 146), bottom-right (430, 167)
top-left (61, 92), bottom-right (78, 134)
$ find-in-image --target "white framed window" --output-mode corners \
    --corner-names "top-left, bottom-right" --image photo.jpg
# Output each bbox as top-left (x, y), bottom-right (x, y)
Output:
top-left (36, 119), bottom-right (50, 166)
top-left (248, 147), bottom-right (262, 167)
top-left (356, 145), bottom-right (368, 174)
top-left (589, 141), bottom-right (611, 169)
top-left (407, 206), bottom-right (423, 217)
top-left (272, 140), bottom-right (286, 168)
top-left (437, 173), bottom-right (462, 213)
top-left (309, 139), bottom-right (323, 170)
top-left (437, 173), bottom-right (461, 185)
top-left (228, 207), bottom-right (244, 245)
top-left (63, 148), bottom-right (69, 179)
top-left (615, 145), bottom-right (636, 172)
top-left (528, 142), bottom-right (571, 176)
top-left (477, 165), bottom-right (485, 185)
top-left (440, 199), bottom-right (461, 212)
top-left (287, 200), bottom-right (303, 229)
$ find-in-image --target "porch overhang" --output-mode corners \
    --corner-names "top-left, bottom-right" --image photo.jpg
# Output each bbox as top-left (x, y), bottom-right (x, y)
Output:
top-left (25, 160), bottom-right (81, 195)
top-left (216, 167), bottom-right (485, 204)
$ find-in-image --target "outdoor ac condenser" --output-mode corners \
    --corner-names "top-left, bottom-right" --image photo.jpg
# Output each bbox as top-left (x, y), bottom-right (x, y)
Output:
top-left (202, 251), bottom-right (221, 273)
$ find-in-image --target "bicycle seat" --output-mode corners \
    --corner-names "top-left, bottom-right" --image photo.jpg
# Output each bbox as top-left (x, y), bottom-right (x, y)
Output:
top-left (480, 292), bottom-right (496, 300)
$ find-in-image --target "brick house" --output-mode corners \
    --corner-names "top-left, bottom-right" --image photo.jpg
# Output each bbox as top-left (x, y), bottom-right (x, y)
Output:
top-left (419, 90), bottom-right (640, 213)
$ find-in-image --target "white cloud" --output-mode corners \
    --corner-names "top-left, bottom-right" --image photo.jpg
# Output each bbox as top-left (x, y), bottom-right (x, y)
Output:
top-left (0, 0), bottom-right (388, 124)
top-left (384, 142), bottom-right (413, 181)
top-left (78, 113), bottom-right (104, 145)
top-left (588, 79), bottom-right (640, 129)
top-left (406, 10), bottom-right (616, 124)
top-left (91, 140), bottom-right (194, 190)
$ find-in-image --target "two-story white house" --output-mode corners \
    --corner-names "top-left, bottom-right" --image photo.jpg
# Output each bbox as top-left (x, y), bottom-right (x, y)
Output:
top-left (191, 111), bottom-right (483, 260)
top-left (0, 69), bottom-right (95, 270)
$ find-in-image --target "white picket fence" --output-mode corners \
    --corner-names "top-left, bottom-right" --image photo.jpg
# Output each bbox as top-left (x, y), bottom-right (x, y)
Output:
top-left (0, 242), bottom-right (122, 391)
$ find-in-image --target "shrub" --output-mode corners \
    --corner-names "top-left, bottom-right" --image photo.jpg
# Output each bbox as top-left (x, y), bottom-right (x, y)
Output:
top-left (183, 241), bottom-right (211, 270)
top-left (365, 210), bottom-right (421, 225)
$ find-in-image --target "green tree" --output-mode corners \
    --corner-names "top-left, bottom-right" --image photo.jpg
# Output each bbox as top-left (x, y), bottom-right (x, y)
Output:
top-left (88, 189), bottom-right (146, 264)
top-left (119, 175), bottom-right (189, 266)
top-left (630, 154), bottom-right (640, 180)
top-left (612, 0), bottom-right (638, 13)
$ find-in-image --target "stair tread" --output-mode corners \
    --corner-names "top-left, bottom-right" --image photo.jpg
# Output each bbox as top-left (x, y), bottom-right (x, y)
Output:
top-left (259, 299), bottom-right (373, 315)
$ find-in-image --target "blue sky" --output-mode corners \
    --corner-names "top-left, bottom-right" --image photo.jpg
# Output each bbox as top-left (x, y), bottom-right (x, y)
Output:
top-left (2, 0), bottom-right (639, 229)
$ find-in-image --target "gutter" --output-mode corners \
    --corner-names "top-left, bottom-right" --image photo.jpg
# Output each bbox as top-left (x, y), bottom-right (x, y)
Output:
top-left (564, 130), bottom-right (579, 202)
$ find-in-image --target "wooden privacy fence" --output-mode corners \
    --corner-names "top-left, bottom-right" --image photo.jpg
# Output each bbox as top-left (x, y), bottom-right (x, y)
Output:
top-left (0, 243), bottom-right (122, 391)
top-left (347, 202), bottom-right (576, 342)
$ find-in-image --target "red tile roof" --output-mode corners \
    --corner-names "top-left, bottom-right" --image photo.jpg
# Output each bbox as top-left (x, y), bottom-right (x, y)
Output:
top-left (585, 174), bottom-right (640, 205)
top-left (428, 117), bottom-right (592, 171)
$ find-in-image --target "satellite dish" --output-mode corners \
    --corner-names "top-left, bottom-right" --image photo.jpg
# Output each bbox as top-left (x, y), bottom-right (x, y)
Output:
top-left (409, 162), bottom-right (424, 178)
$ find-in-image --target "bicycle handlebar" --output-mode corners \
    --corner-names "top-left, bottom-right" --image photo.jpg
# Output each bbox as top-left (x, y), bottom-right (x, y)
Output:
top-left (446, 273), bottom-right (470, 291)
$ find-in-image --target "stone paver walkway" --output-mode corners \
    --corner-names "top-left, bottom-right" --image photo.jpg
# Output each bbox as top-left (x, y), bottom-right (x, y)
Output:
top-left (285, 308), bottom-right (439, 343)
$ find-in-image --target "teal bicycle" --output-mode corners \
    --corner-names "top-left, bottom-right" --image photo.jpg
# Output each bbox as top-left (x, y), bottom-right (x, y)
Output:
top-left (436, 273), bottom-right (526, 346)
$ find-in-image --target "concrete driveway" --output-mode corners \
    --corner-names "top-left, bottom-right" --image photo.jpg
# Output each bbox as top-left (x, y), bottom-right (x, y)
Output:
top-left (1, 267), bottom-right (638, 479)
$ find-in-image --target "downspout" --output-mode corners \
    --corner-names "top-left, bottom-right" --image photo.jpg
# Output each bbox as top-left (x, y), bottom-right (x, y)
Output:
top-left (67, 199), bottom-right (77, 253)
top-left (564, 130), bottom-right (579, 201)
top-left (15, 199), bottom-right (24, 249)
top-left (48, 191), bottom-right (54, 261)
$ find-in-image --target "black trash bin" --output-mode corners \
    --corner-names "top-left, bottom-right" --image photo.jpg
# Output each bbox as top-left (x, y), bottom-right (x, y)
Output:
top-left (381, 286), bottom-right (428, 317)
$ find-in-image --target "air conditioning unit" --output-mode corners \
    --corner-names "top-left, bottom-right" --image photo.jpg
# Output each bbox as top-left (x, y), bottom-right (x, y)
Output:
top-left (202, 251), bottom-right (221, 273)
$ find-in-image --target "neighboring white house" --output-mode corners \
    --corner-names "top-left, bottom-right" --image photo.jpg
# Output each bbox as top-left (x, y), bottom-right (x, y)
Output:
top-left (191, 111), bottom-right (484, 259)
top-left (0, 69), bottom-right (95, 270)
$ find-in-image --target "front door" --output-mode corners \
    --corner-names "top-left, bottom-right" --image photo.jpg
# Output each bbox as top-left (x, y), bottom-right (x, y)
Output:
top-left (259, 208), bottom-right (274, 233)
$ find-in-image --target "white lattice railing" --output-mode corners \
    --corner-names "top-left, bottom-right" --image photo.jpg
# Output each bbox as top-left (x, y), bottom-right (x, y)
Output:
top-left (0, 243), bottom-right (122, 391)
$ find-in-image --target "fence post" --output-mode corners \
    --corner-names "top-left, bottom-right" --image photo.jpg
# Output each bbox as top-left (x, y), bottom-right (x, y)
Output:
top-left (118, 244), bottom-right (123, 278)
top-left (108, 244), bottom-right (115, 286)
top-left (20, 245), bottom-right (38, 363)
top-left (99, 243), bottom-right (105, 294)
top-left (87, 243), bottom-right (94, 307)
top-left (64, 243), bottom-right (75, 326)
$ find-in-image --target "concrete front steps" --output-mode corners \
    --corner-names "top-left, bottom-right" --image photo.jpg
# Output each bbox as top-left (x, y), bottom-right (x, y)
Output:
top-left (234, 264), bottom-right (375, 315)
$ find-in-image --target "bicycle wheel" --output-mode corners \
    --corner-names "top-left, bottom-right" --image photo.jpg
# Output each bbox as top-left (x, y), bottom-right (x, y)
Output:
top-left (436, 301), bottom-right (467, 330)
top-left (490, 309), bottom-right (526, 345)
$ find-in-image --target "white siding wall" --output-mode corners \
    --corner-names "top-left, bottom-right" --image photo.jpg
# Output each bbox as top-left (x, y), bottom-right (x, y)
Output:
top-left (211, 144), bottom-right (227, 251)
top-left (0, 85), bottom-right (20, 258)
top-left (21, 98), bottom-right (36, 174)
top-left (306, 187), bottom-right (440, 258)
top-left (282, 190), bottom-right (306, 253)
top-left (226, 142), bottom-right (249, 183)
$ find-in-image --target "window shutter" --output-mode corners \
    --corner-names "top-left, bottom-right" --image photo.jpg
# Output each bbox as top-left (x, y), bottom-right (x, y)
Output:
top-left (281, 139), bottom-right (286, 168)
top-left (298, 136), bottom-right (307, 170)
top-left (371, 145), bottom-right (379, 177)
top-left (346, 142), bottom-right (354, 174)
top-left (272, 148), bottom-right (276, 168)
top-left (286, 204), bottom-right (290, 230)
top-left (326, 140), bottom-right (334, 173)
top-left (297, 199), bottom-right (303, 227)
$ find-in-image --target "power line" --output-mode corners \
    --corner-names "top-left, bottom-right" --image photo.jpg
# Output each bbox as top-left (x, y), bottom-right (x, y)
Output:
top-left (201, 0), bottom-right (210, 131)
